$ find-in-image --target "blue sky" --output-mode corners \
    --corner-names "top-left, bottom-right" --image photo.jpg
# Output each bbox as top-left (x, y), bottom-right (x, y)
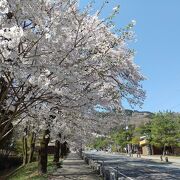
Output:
top-left (79, 0), bottom-right (180, 112)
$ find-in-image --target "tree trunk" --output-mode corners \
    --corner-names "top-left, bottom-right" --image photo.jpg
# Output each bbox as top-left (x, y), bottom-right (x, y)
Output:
top-left (59, 143), bottom-right (62, 158)
top-left (53, 140), bottom-right (60, 163)
top-left (38, 130), bottom-right (50, 174)
top-left (60, 143), bottom-right (66, 159)
top-left (22, 136), bottom-right (28, 165)
top-left (60, 141), bottom-right (68, 159)
top-left (147, 144), bottom-right (152, 155)
top-left (28, 132), bottom-right (36, 163)
top-left (150, 144), bottom-right (154, 155)
top-left (163, 144), bottom-right (166, 156)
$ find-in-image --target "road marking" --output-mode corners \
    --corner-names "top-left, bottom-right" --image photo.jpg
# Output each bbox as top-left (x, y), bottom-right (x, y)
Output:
top-left (109, 167), bottom-right (134, 180)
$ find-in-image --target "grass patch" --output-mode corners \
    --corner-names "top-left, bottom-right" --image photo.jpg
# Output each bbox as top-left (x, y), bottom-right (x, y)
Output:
top-left (7, 156), bottom-right (58, 180)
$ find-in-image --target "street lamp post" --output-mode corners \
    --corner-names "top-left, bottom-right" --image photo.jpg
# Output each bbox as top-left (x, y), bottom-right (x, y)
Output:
top-left (124, 110), bottom-right (132, 156)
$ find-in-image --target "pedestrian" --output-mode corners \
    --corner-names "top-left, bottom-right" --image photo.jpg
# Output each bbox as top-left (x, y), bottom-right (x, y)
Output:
top-left (136, 150), bottom-right (141, 158)
top-left (129, 150), bottom-right (133, 157)
top-left (136, 150), bottom-right (139, 158)
top-left (160, 155), bottom-right (163, 161)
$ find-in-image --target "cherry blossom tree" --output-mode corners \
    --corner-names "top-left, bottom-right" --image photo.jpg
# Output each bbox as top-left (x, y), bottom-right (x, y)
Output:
top-left (0, 0), bottom-right (145, 174)
top-left (19, 105), bottom-right (122, 169)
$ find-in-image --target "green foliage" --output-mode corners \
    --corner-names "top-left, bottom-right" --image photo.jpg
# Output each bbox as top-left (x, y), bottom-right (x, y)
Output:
top-left (150, 112), bottom-right (180, 148)
top-left (111, 125), bottom-right (135, 148)
top-left (131, 136), bottom-right (140, 145)
top-left (135, 122), bottom-right (152, 140)
top-left (90, 137), bottom-right (110, 149)
top-left (90, 125), bottom-right (136, 151)
top-left (7, 156), bottom-right (57, 180)
top-left (111, 144), bottom-right (118, 152)
top-left (13, 140), bottom-right (23, 156)
top-left (89, 111), bottom-right (180, 153)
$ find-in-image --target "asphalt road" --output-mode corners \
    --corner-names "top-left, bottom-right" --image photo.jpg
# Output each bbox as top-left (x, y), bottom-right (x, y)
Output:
top-left (85, 151), bottom-right (180, 180)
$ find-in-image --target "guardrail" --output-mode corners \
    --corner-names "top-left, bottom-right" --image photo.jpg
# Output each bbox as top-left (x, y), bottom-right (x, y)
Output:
top-left (82, 152), bottom-right (134, 180)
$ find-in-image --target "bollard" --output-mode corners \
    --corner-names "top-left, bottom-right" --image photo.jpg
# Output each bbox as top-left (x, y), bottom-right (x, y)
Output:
top-left (94, 162), bottom-right (99, 170)
top-left (89, 159), bottom-right (92, 167)
top-left (81, 152), bottom-right (84, 159)
top-left (100, 166), bottom-right (103, 176)
top-left (109, 169), bottom-right (118, 180)
top-left (83, 153), bottom-right (86, 160)
top-left (87, 158), bottom-right (90, 165)
top-left (85, 157), bottom-right (89, 164)
top-left (104, 168), bottom-right (110, 180)
top-left (97, 164), bottom-right (101, 174)
top-left (100, 160), bottom-right (105, 177)
top-left (93, 162), bottom-right (96, 170)
top-left (110, 171), bottom-right (116, 180)
top-left (90, 160), bottom-right (94, 168)
top-left (165, 157), bottom-right (168, 162)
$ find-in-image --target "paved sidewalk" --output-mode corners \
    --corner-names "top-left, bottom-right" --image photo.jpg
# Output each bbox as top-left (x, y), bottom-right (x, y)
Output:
top-left (48, 153), bottom-right (101, 180)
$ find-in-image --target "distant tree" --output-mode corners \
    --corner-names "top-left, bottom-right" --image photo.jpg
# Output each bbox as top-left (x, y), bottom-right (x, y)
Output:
top-left (135, 122), bottom-right (152, 141)
top-left (150, 112), bottom-right (180, 155)
top-left (111, 125), bottom-right (135, 152)
top-left (91, 137), bottom-right (110, 150)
